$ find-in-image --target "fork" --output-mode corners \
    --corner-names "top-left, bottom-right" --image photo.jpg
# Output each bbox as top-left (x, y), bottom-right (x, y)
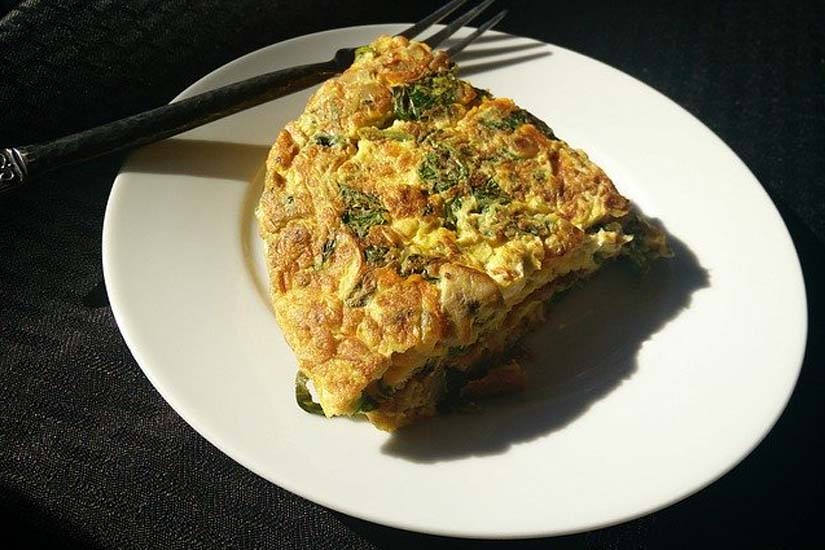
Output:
top-left (0, 0), bottom-right (506, 195)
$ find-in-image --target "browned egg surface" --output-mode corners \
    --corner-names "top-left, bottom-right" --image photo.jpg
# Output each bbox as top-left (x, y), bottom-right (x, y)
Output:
top-left (256, 35), bottom-right (669, 430)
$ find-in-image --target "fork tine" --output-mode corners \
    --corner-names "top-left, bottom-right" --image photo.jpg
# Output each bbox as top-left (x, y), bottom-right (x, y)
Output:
top-left (424, 0), bottom-right (496, 48)
top-left (445, 9), bottom-right (507, 56)
top-left (399, 0), bottom-right (470, 40)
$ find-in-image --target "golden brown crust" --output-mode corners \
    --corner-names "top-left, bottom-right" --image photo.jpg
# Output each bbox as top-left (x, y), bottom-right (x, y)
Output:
top-left (256, 35), bottom-right (667, 428)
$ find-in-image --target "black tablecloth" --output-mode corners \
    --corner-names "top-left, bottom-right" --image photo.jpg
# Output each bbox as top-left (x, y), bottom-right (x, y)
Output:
top-left (1, 1), bottom-right (823, 547)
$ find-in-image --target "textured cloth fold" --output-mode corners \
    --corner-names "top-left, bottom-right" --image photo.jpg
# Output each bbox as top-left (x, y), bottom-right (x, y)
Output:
top-left (1, 1), bottom-right (823, 548)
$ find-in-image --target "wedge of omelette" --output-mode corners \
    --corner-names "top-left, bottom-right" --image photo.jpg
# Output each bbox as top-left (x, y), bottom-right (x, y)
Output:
top-left (256, 35), bottom-right (670, 431)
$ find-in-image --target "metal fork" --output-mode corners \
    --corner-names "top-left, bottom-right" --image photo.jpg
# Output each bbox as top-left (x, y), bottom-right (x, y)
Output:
top-left (0, 0), bottom-right (506, 195)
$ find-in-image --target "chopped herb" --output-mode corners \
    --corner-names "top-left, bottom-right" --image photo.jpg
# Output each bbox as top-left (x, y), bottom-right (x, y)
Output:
top-left (418, 145), bottom-right (467, 194)
top-left (354, 45), bottom-right (374, 60)
top-left (591, 221), bottom-right (622, 233)
top-left (396, 253), bottom-right (439, 282)
top-left (472, 178), bottom-right (510, 211)
top-left (520, 110), bottom-right (557, 139)
top-left (379, 130), bottom-right (413, 141)
top-left (295, 372), bottom-right (324, 415)
top-left (314, 133), bottom-right (344, 147)
top-left (358, 127), bottom-right (413, 142)
top-left (356, 394), bottom-right (379, 413)
top-left (392, 72), bottom-right (459, 121)
top-left (321, 237), bottom-right (336, 263)
top-left (345, 276), bottom-right (376, 308)
top-left (364, 245), bottom-right (389, 265)
top-left (474, 87), bottom-right (493, 100)
top-left (522, 224), bottom-right (541, 236)
top-left (482, 110), bottom-right (528, 131)
top-left (314, 237), bottom-right (336, 270)
top-left (340, 185), bottom-right (388, 238)
top-left (482, 108), bottom-right (556, 139)
top-left (443, 196), bottom-right (462, 230)
top-left (515, 217), bottom-right (551, 237)
top-left (423, 203), bottom-right (435, 216)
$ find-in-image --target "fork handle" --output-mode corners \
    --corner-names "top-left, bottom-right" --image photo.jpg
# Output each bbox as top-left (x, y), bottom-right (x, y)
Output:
top-left (0, 54), bottom-right (349, 196)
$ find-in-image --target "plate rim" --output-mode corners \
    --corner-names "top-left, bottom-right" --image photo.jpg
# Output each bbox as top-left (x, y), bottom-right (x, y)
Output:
top-left (102, 23), bottom-right (808, 539)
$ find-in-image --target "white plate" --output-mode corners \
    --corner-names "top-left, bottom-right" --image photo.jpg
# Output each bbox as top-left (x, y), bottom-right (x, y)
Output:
top-left (102, 25), bottom-right (807, 538)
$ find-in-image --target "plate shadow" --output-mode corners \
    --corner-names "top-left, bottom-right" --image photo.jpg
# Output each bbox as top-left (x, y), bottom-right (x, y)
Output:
top-left (381, 227), bottom-right (708, 463)
top-left (125, 139), bottom-right (269, 182)
top-left (459, 52), bottom-right (552, 77)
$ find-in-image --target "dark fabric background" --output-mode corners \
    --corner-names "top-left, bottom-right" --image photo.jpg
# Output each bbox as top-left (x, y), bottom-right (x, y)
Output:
top-left (1, 1), bottom-right (823, 548)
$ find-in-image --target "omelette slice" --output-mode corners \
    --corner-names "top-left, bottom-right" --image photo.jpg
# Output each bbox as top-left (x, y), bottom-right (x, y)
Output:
top-left (256, 35), bottom-right (670, 431)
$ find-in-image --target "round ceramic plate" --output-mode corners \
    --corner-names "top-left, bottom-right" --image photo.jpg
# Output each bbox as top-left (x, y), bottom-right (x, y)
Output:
top-left (102, 25), bottom-right (807, 538)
